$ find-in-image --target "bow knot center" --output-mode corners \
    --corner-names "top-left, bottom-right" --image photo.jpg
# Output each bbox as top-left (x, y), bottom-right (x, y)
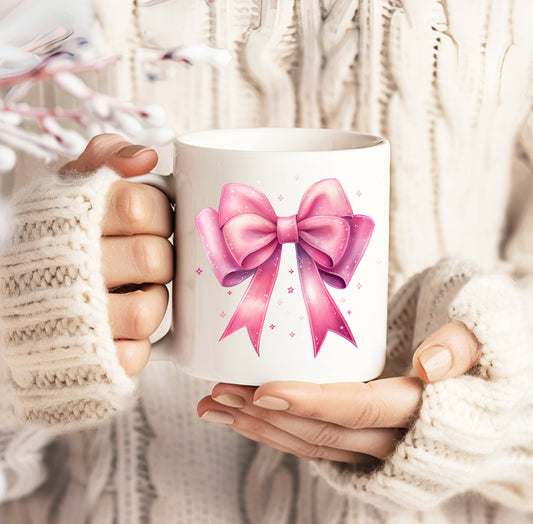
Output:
top-left (277, 215), bottom-right (299, 244)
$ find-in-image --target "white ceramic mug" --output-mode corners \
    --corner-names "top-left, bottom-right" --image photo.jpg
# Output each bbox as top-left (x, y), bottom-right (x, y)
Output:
top-left (135, 128), bottom-right (390, 385)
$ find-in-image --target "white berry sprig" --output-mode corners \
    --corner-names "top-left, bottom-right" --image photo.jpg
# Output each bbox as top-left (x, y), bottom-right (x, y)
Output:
top-left (0, 0), bottom-right (229, 174)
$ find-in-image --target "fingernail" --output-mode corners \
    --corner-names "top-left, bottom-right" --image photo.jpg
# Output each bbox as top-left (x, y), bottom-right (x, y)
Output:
top-left (213, 393), bottom-right (245, 408)
top-left (116, 144), bottom-right (155, 158)
top-left (419, 345), bottom-right (452, 381)
top-left (200, 409), bottom-right (234, 425)
top-left (253, 395), bottom-right (289, 410)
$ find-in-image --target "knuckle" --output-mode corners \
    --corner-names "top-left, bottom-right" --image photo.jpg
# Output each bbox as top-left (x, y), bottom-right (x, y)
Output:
top-left (305, 444), bottom-right (328, 460)
top-left (130, 293), bottom-right (155, 339)
top-left (255, 406), bottom-right (275, 423)
top-left (298, 384), bottom-right (327, 420)
top-left (244, 416), bottom-right (268, 435)
top-left (132, 237), bottom-right (159, 280)
top-left (86, 133), bottom-right (118, 150)
top-left (347, 384), bottom-right (384, 429)
top-left (160, 240), bottom-right (174, 282)
top-left (307, 423), bottom-right (341, 447)
top-left (116, 183), bottom-right (153, 232)
top-left (349, 403), bottom-right (381, 429)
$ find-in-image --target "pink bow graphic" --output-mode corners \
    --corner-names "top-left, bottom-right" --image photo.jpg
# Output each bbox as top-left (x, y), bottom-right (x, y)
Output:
top-left (194, 179), bottom-right (374, 356)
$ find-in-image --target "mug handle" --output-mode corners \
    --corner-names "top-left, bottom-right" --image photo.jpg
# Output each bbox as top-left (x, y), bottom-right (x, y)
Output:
top-left (127, 173), bottom-right (176, 362)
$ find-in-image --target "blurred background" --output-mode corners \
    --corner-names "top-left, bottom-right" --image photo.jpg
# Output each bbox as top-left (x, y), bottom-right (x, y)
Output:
top-left (2, 0), bottom-right (533, 291)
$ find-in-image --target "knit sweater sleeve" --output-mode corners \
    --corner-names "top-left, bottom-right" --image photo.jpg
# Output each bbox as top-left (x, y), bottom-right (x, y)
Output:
top-left (308, 256), bottom-right (533, 512)
top-left (0, 167), bottom-right (135, 429)
top-left (0, 355), bottom-right (56, 502)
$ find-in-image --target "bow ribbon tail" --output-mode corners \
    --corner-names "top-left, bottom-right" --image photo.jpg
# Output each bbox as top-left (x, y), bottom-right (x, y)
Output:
top-left (221, 245), bottom-right (282, 355)
top-left (296, 246), bottom-right (357, 357)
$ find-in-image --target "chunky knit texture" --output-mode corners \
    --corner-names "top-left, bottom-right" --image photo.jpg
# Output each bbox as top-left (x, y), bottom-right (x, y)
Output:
top-left (311, 260), bottom-right (533, 513)
top-left (2, 1), bottom-right (533, 523)
top-left (0, 168), bottom-right (134, 428)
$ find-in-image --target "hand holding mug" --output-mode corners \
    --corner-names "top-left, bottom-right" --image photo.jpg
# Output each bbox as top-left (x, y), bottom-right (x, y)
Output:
top-left (61, 134), bottom-right (173, 376)
top-left (198, 321), bottom-right (481, 461)
top-left (64, 129), bottom-right (390, 382)
top-left (64, 134), bottom-right (482, 464)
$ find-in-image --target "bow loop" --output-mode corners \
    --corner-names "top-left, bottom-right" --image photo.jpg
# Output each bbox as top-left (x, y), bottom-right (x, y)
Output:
top-left (318, 214), bottom-right (375, 289)
top-left (223, 213), bottom-right (277, 269)
top-left (194, 207), bottom-right (255, 287)
top-left (297, 178), bottom-right (353, 220)
top-left (297, 215), bottom-right (350, 268)
top-left (218, 183), bottom-right (277, 227)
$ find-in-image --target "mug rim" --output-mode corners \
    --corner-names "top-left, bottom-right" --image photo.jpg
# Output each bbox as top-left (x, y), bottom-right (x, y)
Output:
top-left (175, 127), bottom-right (388, 154)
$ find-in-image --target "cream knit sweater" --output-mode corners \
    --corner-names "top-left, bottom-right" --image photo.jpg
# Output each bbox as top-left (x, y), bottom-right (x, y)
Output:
top-left (2, 1), bottom-right (533, 523)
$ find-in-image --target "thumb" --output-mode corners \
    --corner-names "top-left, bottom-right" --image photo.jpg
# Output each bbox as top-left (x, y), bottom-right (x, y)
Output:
top-left (60, 133), bottom-right (158, 178)
top-left (412, 322), bottom-right (481, 383)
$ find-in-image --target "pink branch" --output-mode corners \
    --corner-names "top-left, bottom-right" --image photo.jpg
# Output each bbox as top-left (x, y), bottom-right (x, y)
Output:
top-left (3, 105), bottom-right (83, 122)
top-left (0, 55), bottom-right (120, 87)
top-left (0, 121), bottom-right (70, 157)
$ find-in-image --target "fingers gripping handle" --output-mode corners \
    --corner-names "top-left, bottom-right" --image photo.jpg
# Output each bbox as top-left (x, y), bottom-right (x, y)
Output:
top-left (128, 172), bottom-right (176, 363)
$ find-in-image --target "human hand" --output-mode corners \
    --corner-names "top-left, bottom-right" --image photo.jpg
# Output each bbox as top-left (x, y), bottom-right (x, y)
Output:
top-left (197, 321), bottom-right (481, 462)
top-left (61, 134), bottom-right (173, 377)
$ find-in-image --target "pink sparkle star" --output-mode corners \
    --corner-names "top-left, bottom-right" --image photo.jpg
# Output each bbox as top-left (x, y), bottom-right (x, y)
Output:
top-left (287, 286), bottom-right (294, 294)
top-left (356, 190), bottom-right (362, 197)
top-left (288, 268), bottom-right (294, 274)
top-left (227, 290), bottom-right (232, 295)
top-left (289, 331), bottom-right (295, 338)
top-left (269, 324), bottom-right (275, 330)
top-left (195, 267), bottom-right (203, 275)
top-left (277, 194), bottom-right (284, 201)
top-left (219, 311), bottom-right (226, 318)
top-left (347, 310), bottom-right (352, 315)
top-left (357, 282), bottom-right (362, 290)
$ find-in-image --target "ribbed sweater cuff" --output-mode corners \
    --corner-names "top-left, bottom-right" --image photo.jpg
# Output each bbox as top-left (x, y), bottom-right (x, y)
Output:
top-left (310, 259), bottom-right (533, 512)
top-left (0, 168), bottom-right (136, 429)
